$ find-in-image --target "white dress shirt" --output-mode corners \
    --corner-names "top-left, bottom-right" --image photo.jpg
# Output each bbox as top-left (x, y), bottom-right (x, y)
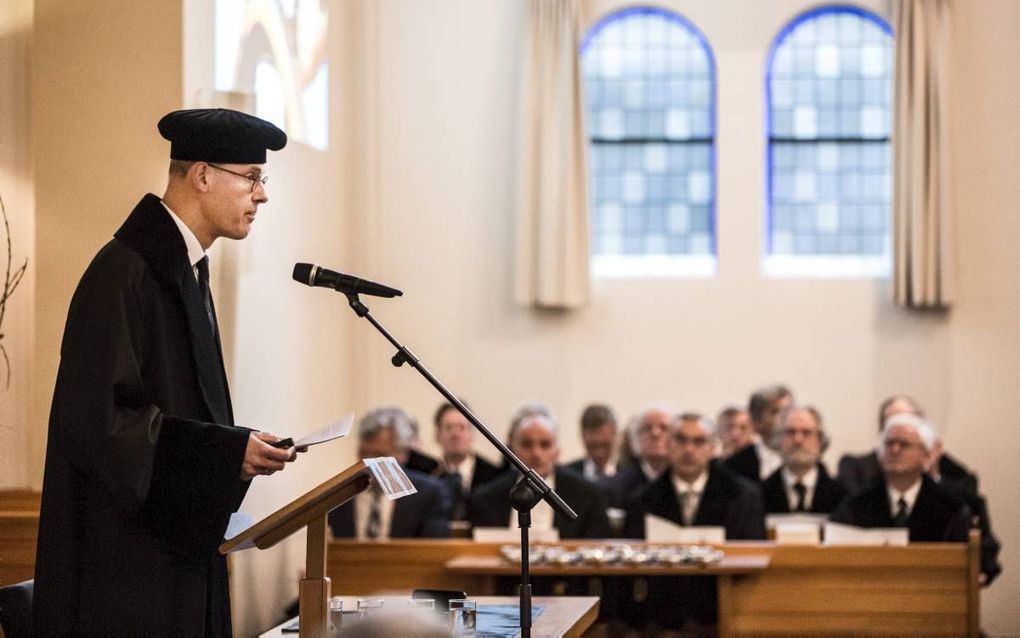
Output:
top-left (782, 465), bottom-right (818, 511)
top-left (582, 457), bottom-right (617, 481)
top-left (353, 487), bottom-right (394, 540)
top-left (887, 477), bottom-right (923, 519)
top-left (672, 471), bottom-right (709, 526)
top-left (444, 454), bottom-right (476, 492)
top-left (754, 436), bottom-right (783, 479)
top-left (161, 201), bottom-right (206, 277)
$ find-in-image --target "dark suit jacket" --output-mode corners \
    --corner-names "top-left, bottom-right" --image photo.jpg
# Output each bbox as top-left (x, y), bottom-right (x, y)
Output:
top-left (829, 475), bottom-right (970, 542)
top-left (328, 469), bottom-right (452, 538)
top-left (624, 461), bottom-right (766, 540)
top-left (405, 448), bottom-right (441, 475)
top-left (837, 450), bottom-right (978, 496)
top-left (723, 443), bottom-right (763, 483)
top-left (761, 463), bottom-right (847, 514)
top-left (607, 464), bottom-right (656, 508)
top-left (564, 457), bottom-right (586, 476)
top-left (438, 454), bottom-right (503, 520)
top-left (469, 466), bottom-right (611, 539)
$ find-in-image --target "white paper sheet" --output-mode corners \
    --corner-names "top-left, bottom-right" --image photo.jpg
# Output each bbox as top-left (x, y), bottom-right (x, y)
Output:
top-left (823, 522), bottom-right (909, 546)
top-left (644, 514), bottom-right (725, 544)
top-left (289, 412), bottom-right (355, 448)
top-left (472, 527), bottom-right (560, 543)
top-left (223, 511), bottom-right (257, 551)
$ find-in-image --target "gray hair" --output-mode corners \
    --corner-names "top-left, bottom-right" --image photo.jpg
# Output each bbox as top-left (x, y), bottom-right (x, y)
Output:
top-left (358, 406), bottom-right (415, 450)
top-left (507, 400), bottom-right (556, 441)
top-left (627, 402), bottom-right (679, 450)
top-left (881, 413), bottom-right (937, 451)
top-left (678, 411), bottom-right (716, 438)
top-left (774, 404), bottom-right (828, 444)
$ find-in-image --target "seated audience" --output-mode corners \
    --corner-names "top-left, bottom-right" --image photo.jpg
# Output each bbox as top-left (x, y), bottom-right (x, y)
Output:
top-left (469, 403), bottom-right (610, 539)
top-left (625, 413), bottom-right (766, 540)
top-left (433, 401), bottom-right (501, 521)
top-left (837, 394), bottom-right (978, 495)
top-left (610, 404), bottom-right (674, 506)
top-left (761, 405), bottom-right (846, 514)
top-left (717, 405), bottom-right (754, 459)
top-left (564, 403), bottom-right (619, 482)
top-left (724, 384), bottom-right (791, 482)
top-left (328, 408), bottom-right (451, 539)
top-left (829, 414), bottom-right (969, 542)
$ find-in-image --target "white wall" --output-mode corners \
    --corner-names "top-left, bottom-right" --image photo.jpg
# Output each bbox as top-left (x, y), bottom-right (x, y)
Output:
top-left (0, 0), bottom-right (34, 488)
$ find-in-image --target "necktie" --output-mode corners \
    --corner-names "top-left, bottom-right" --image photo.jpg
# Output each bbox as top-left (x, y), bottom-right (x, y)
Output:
top-left (681, 490), bottom-right (698, 526)
top-left (892, 496), bottom-right (909, 526)
top-left (444, 471), bottom-right (466, 521)
top-left (366, 489), bottom-right (382, 539)
top-left (195, 256), bottom-right (216, 334)
top-left (793, 482), bottom-right (807, 512)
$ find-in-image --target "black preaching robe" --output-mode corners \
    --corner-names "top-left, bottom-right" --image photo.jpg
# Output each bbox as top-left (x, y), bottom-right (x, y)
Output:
top-left (32, 194), bottom-right (252, 637)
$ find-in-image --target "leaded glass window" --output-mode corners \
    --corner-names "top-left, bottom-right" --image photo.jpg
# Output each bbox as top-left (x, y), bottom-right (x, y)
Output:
top-left (765, 7), bottom-right (893, 277)
top-left (582, 7), bottom-right (716, 277)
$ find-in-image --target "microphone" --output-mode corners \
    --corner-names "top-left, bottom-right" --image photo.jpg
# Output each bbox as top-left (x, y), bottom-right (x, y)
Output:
top-left (292, 263), bottom-right (403, 298)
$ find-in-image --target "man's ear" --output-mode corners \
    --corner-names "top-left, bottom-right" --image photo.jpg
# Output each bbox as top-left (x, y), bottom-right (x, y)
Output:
top-left (190, 162), bottom-right (211, 192)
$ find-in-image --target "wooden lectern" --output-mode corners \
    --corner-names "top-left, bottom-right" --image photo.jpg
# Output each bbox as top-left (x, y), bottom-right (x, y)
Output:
top-left (220, 461), bottom-right (372, 638)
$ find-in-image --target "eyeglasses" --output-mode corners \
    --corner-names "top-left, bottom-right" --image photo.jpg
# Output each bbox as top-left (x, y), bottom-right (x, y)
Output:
top-left (207, 163), bottom-right (268, 193)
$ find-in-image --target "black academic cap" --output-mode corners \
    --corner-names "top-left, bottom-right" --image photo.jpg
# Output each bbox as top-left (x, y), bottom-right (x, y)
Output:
top-left (158, 108), bottom-right (287, 164)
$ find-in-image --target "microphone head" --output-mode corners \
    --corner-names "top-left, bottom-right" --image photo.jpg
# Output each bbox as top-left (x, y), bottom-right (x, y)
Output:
top-left (292, 262), bottom-right (316, 286)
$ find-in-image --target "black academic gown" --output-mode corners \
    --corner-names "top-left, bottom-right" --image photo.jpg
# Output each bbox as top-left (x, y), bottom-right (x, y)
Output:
top-left (32, 194), bottom-right (251, 637)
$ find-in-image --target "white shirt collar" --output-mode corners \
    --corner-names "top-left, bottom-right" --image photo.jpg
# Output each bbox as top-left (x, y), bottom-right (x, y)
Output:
top-left (782, 464), bottom-right (818, 491)
top-left (583, 457), bottom-right (616, 480)
top-left (161, 200), bottom-right (206, 271)
top-left (445, 454), bottom-right (476, 490)
top-left (640, 459), bottom-right (665, 482)
top-left (887, 476), bottom-right (924, 516)
top-left (672, 469), bottom-right (709, 496)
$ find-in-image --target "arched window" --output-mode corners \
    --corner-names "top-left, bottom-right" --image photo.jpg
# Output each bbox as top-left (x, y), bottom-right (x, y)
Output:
top-left (582, 7), bottom-right (716, 277)
top-left (765, 6), bottom-right (893, 277)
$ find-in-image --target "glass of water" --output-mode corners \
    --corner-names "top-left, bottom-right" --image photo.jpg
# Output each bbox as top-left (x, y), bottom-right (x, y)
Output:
top-left (328, 597), bottom-right (343, 637)
top-left (356, 597), bottom-right (384, 620)
top-left (448, 599), bottom-right (477, 635)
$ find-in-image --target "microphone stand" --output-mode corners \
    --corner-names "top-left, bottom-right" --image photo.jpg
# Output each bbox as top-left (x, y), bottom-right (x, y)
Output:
top-left (343, 292), bottom-right (577, 638)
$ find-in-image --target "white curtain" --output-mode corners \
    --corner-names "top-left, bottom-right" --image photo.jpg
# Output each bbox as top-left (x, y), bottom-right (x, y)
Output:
top-left (514, 0), bottom-right (591, 309)
top-left (892, 0), bottom-right (953, 308)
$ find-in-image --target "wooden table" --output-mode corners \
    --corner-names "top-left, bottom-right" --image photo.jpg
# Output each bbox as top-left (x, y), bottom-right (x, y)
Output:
top-left (259, 595), bottom-right (599, 637)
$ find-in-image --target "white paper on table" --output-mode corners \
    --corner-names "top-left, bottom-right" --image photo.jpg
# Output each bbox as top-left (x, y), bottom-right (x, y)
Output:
top-left (644, 514), bottom-right (725, 544)
top-left (472, 527), bottom-right (560, 543)
top-left (364, 457), bottom-right (418, 500)
top-left (823, 522), bottom-right (909, 546)
top-left (223, 512), bottom-right (257, 551)
top-left (767, 513), bottom-right (826, 545)
top-left (289, 412), bottom-right (355, 448)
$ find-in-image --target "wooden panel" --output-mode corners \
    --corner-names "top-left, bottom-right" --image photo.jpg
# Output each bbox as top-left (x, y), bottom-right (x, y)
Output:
top-left (0, 489), bottom-right (41, 511)
top-left (0, 511), bottom-right (38, 586)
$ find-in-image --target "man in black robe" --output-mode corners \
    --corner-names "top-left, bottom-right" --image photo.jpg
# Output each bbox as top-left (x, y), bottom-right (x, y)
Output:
top-left (33, 109), bottom-right (298, 636)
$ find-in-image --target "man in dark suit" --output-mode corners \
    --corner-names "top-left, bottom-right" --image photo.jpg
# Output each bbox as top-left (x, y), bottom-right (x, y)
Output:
top-left (33, 109), bottom-right (298, 637)
top-left (830, 414), bottom-right (969, 543)
top-left (433, 401), bottom-right (501, 521)
top-left (622, 413), bottom-right (765, 632)
top-left (761, 405), bottom-right (846, 514)
top-left (723, 384), bottom-right (791, 483)
top-left (837, 395), bottom-right (978, 495)
top-left (564, 403), bottom-right (619, 483)
top-left (469, 408), bottom-right (610, 539)
top-left (625, 413), bottom-right (765, 540)
top-left (609, 404), bottom-right (674, 508)
top-left (328, 408), bottom-right (451, 539)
